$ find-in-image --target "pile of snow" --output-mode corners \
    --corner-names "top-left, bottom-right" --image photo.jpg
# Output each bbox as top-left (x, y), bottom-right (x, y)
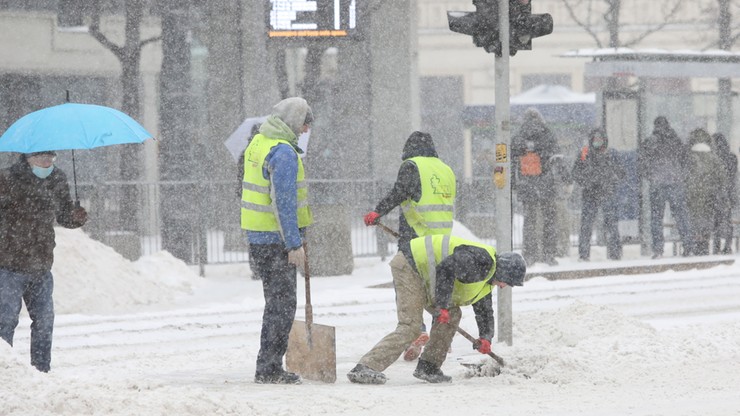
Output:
top-left (0, 342), bottom-right (40, 384)
top-left (51, 228), bottom-right (202, 314)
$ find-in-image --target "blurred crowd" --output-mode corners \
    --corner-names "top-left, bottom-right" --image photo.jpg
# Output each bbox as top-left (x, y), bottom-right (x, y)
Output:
top-left (512, 109), bottom-right (738, 266)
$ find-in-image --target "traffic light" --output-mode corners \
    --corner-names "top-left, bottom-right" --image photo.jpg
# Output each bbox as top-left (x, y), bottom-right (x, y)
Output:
top-left (447, 0), bottom-right (501, 55)
top-left (447, 0), bottom-right (553, 56)
top-left (509, 0), bottom-right (553, 55)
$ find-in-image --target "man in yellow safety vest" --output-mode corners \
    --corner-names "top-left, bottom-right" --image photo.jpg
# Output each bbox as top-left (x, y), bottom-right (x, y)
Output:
top-left (241, 97), bottom-right (314, 385)
top-left (363, 131), bottom-right (456, 360)
top-left (347, 234), bottom-right (526, 384)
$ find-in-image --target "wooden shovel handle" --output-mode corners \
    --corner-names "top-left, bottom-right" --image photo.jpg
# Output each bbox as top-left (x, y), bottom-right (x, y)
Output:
top-left (303, 242), bottom-right (312, 327)
top-left (377, 222), bottom-right (400, 239)
top-left (455, 326), bottom-right (505, 367)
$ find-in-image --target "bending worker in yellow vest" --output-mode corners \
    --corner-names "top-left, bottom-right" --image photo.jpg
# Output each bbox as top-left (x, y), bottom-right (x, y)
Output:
top-left (347, 235), bottom-right (526, 384)
top-left (363, 131), bottom-right (456, 360)
top-left (241, 97), bottom-right (314, 385)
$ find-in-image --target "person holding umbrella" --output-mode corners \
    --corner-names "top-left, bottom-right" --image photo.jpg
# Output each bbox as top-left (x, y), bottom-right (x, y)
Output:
top-left (0, 150), bottom-right (88, 372)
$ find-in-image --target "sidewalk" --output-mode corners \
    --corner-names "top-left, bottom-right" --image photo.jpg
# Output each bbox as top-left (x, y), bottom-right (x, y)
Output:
top-left (527, 243), bottom-right (736, 280)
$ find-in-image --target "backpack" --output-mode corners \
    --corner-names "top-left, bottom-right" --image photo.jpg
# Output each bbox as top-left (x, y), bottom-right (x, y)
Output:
top-left (520, 151), bottom-right (542, 176)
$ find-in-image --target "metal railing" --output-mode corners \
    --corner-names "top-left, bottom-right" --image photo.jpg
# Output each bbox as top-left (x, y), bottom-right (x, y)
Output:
top-left (74, 178), bottom-right (582, 266)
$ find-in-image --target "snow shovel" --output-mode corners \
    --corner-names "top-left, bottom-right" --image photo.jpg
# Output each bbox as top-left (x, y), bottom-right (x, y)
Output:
top-left (286, 243), bottom-right (337, 383)
top-left (455, 326), bottom-right (505, 366)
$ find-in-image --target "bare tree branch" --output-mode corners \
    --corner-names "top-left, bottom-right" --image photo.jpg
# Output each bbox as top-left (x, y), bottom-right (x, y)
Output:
top-left (560, 0), bottom-right (690, 48)
top-left (139, 36), bottom-right (162, 48)
top-left (89, 24), bottom-right (124, 59)
top-left (622, 0), bottom-right (685, 47)
top-left (560, 0), bottom-right (604, 47)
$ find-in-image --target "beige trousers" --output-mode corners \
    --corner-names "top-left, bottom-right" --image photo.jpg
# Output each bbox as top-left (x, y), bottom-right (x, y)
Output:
top-left (359, 252), bottom-right (462, 371)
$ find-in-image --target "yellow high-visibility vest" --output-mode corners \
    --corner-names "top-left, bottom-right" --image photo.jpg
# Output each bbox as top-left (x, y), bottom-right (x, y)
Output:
top-left (400, 157), bottom-right (455, 236)
top-left (410, 234), bottom-right (496, 307)
top-left (241, 134), bottom-right (313, 231)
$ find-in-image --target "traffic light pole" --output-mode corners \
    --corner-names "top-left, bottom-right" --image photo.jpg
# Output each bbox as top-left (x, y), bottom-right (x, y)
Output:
top-left (494, 0), bottom-right (513, 346)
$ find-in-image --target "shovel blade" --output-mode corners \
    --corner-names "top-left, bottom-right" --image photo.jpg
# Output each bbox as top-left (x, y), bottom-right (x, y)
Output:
top-left (286, 320), bottom-right (337, 383)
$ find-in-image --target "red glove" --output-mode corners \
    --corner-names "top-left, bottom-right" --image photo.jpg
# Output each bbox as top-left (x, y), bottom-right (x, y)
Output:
top-left (363, 211), bottom-right (380, 226)
top-left (477, 338), bottom-right (492, 355)
top-left (436, 308), bottom-right (450, 324)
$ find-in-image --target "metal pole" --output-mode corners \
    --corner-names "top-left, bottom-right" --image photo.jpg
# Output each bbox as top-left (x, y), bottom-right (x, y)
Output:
top-left (494, 0), bottom-right (513, 346)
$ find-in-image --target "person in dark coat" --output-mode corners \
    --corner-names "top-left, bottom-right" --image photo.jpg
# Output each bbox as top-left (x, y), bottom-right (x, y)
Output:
top-left (0, 151), bottom-right (88, 372)
top-left (237, 124), bottom-right (262, 280)
top-left (362, 131), bottom-right (456, 361)
top-left (512, 108), bottom-right (559, 265)
top-left (572, 128), bottom-right (625, 261)
top-left (639, 116), bottom-right (692, 258)
top-left (685, 128), bottom-right (725, 256)
top-left (712, 133), bottom-right (737, 254)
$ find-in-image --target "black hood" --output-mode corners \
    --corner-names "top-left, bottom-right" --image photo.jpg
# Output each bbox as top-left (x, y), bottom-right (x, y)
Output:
top-left (588, 127), bottom-right (608, 149)
top-left (652, 116), bottom-right (680, 142)
top-left (401, 131), bottom-right (438, 160)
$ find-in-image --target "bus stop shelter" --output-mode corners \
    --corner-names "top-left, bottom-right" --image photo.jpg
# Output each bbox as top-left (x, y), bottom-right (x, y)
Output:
top-left (563, 48), bottom-right (740, 253)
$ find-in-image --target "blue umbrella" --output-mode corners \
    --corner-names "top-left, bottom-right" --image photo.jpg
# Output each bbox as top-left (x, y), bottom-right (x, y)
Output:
top-left (0, 102), bottom-right (154, 203)
top-left (0, 103), bottom-right (153, 153)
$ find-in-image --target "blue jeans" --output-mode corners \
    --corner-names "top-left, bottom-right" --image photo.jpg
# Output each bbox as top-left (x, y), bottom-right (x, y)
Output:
top-left (0, 268), bottom-right (55, 372)
top-left (650, 184), bottom-right (692, 255)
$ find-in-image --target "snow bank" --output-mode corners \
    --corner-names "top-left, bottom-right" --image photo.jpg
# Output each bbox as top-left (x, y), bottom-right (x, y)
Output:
top-left (51, 228), bottom-right (202, 314)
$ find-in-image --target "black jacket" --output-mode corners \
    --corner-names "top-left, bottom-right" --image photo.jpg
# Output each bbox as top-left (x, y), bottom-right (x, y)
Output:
top-left (374, 132), bottom-right (451, 257)
top-left (639, 123), bottom-right (687, 186)
top-left (0, 158), bottom-right (85, 275)
top-left (511, 114), bottom-right (559, 197)
top-left (572, 146), bottom-right (625, 196)
top-left (432, 244), bottom-right (496, 341)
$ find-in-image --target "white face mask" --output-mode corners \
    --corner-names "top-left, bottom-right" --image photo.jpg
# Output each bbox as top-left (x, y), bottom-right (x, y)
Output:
top-left (32, 165), bottom-right (54, 179)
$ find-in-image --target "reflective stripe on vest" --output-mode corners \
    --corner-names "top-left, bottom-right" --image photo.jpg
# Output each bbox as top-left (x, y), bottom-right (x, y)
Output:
top-left (241, 134), bottom-right (313, 231)
top-left (400, 157), bottom-right (456, 236)
top-left (410, 235), bottom-right (497, 307)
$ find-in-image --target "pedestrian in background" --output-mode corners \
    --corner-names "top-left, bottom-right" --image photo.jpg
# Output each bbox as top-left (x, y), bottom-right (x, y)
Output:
top-left (639, 116), bottom-right (692, 258)
top-left (237, 123), bottom-right (262, 280)
top-left (512, 108), bottom-right (560, 266)
top-left (0, 151), bottom-right (88, 372)
top-left (347, 234), bottom-right (526, 385)
top-left (362, 131), bottom-right (456, 361)
top-left (548, 153), bottom-right (573, 258)
top-left (712, 132), bottom-right (737, 254)
top-left (685, 128), bottom-right (725, 256)
top-left (240, 97), bottom-right (314, 384)
top-left (572, 128), bottom-right (625, 261)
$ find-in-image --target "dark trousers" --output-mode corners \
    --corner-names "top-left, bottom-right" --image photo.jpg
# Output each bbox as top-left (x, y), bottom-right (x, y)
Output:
top-left (713, 202), bottom-right (733, 254)
top-left (249, 244), bottom-right (297, 376)
top-left (579, 189), bottom-right (621, 260)
top-left (650, 184), bottom-right (692, 255)
top-left (0, 268), bottom-right (55, 372)
top-left (521, 193), bottom-right (558, 262)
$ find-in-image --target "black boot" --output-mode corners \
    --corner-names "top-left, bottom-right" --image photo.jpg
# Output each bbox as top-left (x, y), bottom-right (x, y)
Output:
top-left (413, 359), bottom-right (451, 383)
top-left (347, 364), bottom-right (387, 384)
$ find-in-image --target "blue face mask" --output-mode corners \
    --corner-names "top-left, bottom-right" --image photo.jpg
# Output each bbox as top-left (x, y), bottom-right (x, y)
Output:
top-left (32, 165), bottom-right (54, 179)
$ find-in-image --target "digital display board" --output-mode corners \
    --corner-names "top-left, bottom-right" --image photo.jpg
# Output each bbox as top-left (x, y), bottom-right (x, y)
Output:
top-left (268, 0), bottom-right (357, 38)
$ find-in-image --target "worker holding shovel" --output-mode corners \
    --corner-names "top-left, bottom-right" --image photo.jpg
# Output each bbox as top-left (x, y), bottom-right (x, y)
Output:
top-left (241, 97), bottom-right (314, 385)
top-left (363, 131), bottom-right (456, 361)
top-left (347, 234), bottom-right (526, 384)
